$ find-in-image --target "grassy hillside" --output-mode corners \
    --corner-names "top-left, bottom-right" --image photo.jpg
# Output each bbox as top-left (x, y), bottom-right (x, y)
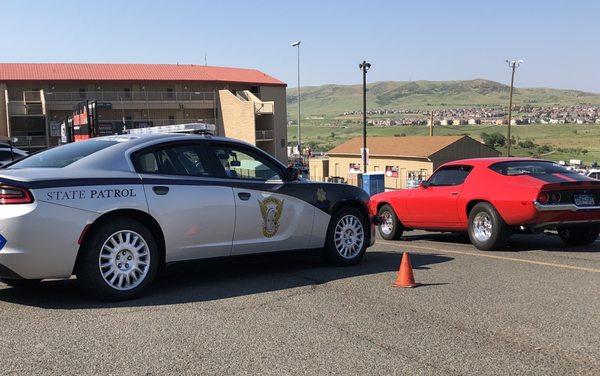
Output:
top-left (290, 122), bottom-right (600, 164)
top-left (286, 79), bottom-right (600, 116)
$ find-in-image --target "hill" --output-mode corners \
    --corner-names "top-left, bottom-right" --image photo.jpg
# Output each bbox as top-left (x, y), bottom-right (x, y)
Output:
top-left (286, 79), bottom-right (600, 116)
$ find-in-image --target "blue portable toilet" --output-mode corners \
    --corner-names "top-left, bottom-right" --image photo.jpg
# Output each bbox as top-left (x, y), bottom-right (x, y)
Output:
top-left (360, 172), bottom-right (385, 196)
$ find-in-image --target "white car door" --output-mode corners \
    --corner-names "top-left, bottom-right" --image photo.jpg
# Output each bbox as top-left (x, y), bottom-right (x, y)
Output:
top-left (132, 141), bottom-right (236, 262)
top-left (206, 142), bottom-right (315, 255)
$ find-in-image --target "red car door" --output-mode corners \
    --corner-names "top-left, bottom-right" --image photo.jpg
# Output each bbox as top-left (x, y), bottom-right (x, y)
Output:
top-left (405, 165), bottom-right (472, 228)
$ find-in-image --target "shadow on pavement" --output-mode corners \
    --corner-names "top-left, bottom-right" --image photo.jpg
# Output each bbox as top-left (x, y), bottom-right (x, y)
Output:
top-left (0, 250), bottom-right (453, 309)
top-left (400, 232), bottom-right (600, 253)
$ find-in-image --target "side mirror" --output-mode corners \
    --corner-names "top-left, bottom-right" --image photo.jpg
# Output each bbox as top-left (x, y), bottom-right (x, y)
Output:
top-left (420, 180), bottom-right (431, 188)
top-left (284, 166), bottom-right (299, 182)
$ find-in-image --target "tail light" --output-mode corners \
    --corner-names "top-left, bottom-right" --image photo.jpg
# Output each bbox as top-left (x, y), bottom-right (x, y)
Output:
top-left (538, 191), bottom-right (561, 205)
top-left (0, 185), bottom-right (34, 204)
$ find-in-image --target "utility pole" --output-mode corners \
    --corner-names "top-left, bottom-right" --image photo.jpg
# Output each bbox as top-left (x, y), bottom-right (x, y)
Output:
top-left (291, 41), bottom-right (302, 158)
top-left (429, 111), bottom-right (434, 137)
top-left (359, 61), bottom-right (371, 173)
top-left (506, 59), bottom-right (523, 157)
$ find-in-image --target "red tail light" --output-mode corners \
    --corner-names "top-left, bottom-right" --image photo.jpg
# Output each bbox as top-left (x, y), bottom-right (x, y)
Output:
top-left (0, 185), bottom-right (34, 204)
top-left (538, 192), bottom-right (549, 204)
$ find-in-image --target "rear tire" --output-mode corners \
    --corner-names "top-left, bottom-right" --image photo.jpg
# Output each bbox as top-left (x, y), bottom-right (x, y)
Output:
top-left (377, 204), bottom-right (404, 240)
top-left (76, 218), bottom-right (159, 301)
top-left (0, 278), bottom-right (41, 287)
top-left (467, 202), bottom-right (510, 251)
top-left (323, 207), bottom-right (368, 266)
top-left (559, 226), bottom-right (600, 246)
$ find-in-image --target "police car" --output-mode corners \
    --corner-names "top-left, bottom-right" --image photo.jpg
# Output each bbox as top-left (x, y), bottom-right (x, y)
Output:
top-left (0, 134), bottom-right (375, 300)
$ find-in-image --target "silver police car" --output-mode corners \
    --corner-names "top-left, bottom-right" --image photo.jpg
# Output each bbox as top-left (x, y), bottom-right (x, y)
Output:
top-left (0, 134), bottom-right (375, 300)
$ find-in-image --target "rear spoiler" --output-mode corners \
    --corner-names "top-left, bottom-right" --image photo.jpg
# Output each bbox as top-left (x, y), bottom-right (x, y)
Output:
top-left (541, 180), bottom-right (600, 191)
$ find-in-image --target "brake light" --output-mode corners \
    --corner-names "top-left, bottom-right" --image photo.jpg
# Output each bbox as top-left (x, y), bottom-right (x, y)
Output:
top-left (538, 191), bottom-right (561, 205)
top-left (538, 192), bottom-right (549, 204)
top-left (550, 192), bottom-right (561, 204)
top-left (0, 185), bottom-right (34, 204)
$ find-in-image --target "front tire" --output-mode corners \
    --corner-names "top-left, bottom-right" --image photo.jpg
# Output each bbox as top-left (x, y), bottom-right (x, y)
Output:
top-left (467, 202), bottom-right (510, 251)
top-left (378, 204), bottom-right (404, 240)
top-left (323, 207), bottom-right (368, 266)
top-left (559, 226), bottom-right (600, 246)
top-left (76, 219), bottom-right (159, 301)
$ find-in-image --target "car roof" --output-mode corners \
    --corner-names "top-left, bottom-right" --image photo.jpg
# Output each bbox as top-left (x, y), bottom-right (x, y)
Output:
top-left (442, 157), bottom-right (550, 168)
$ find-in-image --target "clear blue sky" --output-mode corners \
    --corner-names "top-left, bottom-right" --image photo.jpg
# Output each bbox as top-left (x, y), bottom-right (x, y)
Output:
top-left (1, 0), bottom-right (598, 92)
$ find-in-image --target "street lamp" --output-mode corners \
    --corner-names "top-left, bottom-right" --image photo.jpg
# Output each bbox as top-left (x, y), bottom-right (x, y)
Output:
top-left (505, 59), bottom-right (523, 157)
top-left (359, 61), bottom-right (371, 173)
top-left (291, 41), bottom-right (301, 157)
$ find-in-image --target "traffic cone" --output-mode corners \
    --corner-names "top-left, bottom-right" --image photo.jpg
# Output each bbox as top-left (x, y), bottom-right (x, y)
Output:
top-left (393, 252), bottom-right (419, 288)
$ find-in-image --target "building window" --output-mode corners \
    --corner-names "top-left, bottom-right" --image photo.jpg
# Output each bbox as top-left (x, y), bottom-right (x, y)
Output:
top-left (166, 88), bottom-right (174, 99)
top-left (280, 138), bottom-right (286, 148)
top-left (168, 115), bottom-right (175, 125)
top-left (385, 166), bottom-right (399, 178)
top-left (349, 163), bottom-right (361, 172)
top-left (78, 88), bottom-right (86, 99)
top-left (407, 170), bottom-right (428, 187)
top-left (123, 88), bottom-right (131, 99)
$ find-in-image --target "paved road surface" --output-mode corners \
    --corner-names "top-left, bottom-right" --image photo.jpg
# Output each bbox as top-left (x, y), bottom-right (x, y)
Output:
top-left (0, 232), bottom-right (598, 375)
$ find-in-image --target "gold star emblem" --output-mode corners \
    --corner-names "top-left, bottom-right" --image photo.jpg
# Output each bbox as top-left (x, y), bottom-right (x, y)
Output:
top-left (317, 188), bottom-right (327, 202)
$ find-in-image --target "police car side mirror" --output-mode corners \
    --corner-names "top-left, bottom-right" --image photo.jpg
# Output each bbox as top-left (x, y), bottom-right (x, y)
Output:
top-left (284, 167), bottom-right (299, 182)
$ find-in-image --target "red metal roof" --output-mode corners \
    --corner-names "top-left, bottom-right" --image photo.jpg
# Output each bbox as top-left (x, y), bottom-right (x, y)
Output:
top-left (0, 63), bottom-right (285, 86)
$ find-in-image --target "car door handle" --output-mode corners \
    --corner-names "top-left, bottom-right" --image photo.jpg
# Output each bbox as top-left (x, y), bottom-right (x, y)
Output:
top-left (152, 186), bottom-right (169, 195)
top-left (451, 191), bottom-right (459, 195)
top-left (238, 192), bottom-right (251, 201)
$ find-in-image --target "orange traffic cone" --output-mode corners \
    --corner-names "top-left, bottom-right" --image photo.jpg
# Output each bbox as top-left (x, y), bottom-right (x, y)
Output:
top-left (393, 252), bottom-right (419, 288)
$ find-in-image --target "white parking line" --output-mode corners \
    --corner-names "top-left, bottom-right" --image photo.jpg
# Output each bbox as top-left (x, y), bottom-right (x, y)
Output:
top-left (376, 240), bottom-right (600, 274)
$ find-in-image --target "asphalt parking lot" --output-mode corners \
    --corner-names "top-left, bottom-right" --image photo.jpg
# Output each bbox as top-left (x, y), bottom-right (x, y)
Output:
top-left (0, 232), bottom-right (598, 375)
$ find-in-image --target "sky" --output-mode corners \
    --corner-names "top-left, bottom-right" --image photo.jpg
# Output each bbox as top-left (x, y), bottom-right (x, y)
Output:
top-left (1, 0), bottom-right (599, 92)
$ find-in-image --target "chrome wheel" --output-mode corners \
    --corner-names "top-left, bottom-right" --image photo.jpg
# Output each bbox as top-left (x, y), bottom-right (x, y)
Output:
top-left (99, 230), bottom-right (150, 291)
top-left (473, 212), bottom-right (493, 242)
top-left (380, 210), bottom-right (394, 235)
top-left (334, 214), bottom-right (365, 259)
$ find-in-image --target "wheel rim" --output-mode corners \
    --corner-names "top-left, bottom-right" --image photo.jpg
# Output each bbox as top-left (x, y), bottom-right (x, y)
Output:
top-left (99, 230), bottom-right (150, 291)
top-left (473, 212), bottom-right (493, 242)
top-left (334, 215), bottom-right (365, 259)
top-left (380, 210), bottom-right (394, 235)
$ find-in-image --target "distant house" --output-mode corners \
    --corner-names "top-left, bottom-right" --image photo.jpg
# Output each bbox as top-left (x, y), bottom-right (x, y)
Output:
top-left (316, 135), bottom-right (500, 189)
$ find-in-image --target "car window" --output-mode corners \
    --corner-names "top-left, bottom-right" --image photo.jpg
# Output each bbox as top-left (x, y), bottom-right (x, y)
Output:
top-left (490, 161), bottom-right (576, 176)
top-left (209, 144), bottom-right (282, 182)
top-left (7, 140), bottom-right (118, 169)
top-left (0, 150), bottom-right (16, 160)
top-left (428, 165), bottom-right (472, 186)
top-left (134, 144), bottom-right (210, 177)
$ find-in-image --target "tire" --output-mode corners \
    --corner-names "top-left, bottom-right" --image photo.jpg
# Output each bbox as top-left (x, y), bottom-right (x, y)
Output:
top-left (323, 206), bottom-right (368, 266)
top-left (0, 278), bottom-right (41, 287)
top-left (559, 226), bottom-right (600, 246)
top-left (76, 218), bottom-right (159, 301)
top-left (467, 202), bottom-right (510, 251)
top-left (377, 204), bottom-right (404, 240)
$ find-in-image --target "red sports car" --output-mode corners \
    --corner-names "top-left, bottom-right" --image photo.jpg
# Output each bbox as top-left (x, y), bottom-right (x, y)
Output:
top-left (370, 158), bottom-right (600, 250)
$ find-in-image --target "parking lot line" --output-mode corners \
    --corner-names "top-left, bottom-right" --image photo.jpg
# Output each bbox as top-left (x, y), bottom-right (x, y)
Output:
top-left (377, 240), bottom-right (600, 274)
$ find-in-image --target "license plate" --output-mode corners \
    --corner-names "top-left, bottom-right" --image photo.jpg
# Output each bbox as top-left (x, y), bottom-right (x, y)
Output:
top-left (574, 194), bottom-right (595, 206)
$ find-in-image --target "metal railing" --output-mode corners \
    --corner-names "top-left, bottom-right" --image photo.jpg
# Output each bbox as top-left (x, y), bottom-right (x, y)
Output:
top-left (12, 135), bottom-right (47, 150)
top-left (255, 130), bottom-right (274, 140)
top-left (23, 91), bottom-right (42, 102)
top-left (7, 102), bottom-right (44, 116)
top-left (44, 91), bottom-right (215, 102)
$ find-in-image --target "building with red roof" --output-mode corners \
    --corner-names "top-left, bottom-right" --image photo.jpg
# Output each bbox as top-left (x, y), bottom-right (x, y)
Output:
top-left (0, 63), bottom-right (288, 160)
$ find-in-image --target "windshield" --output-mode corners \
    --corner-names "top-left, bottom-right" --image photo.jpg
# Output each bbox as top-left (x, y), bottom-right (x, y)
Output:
top-left (490, 161), bottom-right (576, 176)
top-left (6, 141), bottom-right (118, 169)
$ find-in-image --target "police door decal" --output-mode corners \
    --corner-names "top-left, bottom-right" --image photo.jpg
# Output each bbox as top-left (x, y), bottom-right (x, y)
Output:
top-left (258, 197), bottom-right (284, 238)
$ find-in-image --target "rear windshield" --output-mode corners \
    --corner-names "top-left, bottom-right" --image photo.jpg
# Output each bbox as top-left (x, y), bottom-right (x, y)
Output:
top-left (490, 161), bottom-right (576, 176)
top-left (6, 141), bottom-right (118, 169)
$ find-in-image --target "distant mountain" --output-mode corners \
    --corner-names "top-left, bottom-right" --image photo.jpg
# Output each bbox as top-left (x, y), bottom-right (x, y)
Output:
top-left (286, 79), bottom-right (600, 116)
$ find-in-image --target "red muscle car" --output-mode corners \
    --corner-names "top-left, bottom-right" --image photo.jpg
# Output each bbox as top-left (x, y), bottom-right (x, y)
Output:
top-left (370, 158), bottom-right (600, 250)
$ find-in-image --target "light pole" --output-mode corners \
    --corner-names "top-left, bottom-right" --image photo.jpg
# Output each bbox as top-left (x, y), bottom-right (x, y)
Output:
top-left (505, 59), bottom-right (523, 157)
top-left (291, 41), bottom-right (301, 158)
top-left (359, 61), bottom-right (371, 173)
